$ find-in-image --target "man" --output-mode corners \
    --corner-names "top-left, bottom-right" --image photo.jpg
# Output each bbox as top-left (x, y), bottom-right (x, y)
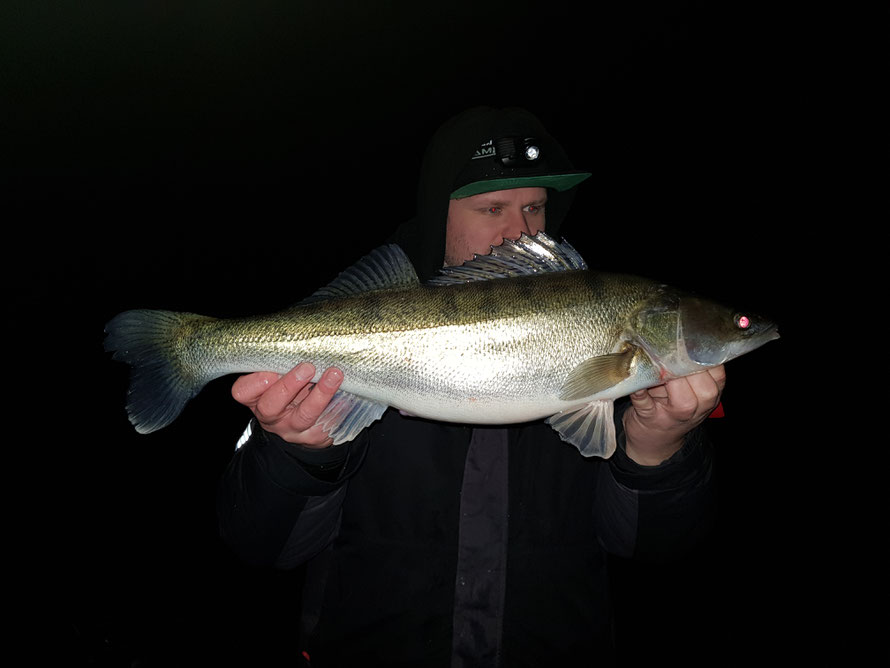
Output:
top-left (218, 107), bottom-right (721, 666)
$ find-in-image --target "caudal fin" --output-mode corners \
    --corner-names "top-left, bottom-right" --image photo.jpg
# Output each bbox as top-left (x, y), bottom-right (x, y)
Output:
top-left (104, 309), bottom-right (216, 434)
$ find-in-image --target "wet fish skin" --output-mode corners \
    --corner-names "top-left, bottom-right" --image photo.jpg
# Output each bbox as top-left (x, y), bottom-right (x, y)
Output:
top-left (105, 233), bottom-right (778, 458)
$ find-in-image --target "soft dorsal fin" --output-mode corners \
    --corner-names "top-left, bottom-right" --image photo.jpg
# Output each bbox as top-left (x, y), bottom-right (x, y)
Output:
top-left (427, 231), bottom-right (587, 286)
top-left (300, 244), bottom-right (420, 304)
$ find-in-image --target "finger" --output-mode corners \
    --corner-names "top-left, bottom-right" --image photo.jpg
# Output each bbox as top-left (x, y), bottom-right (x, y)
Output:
top-left (231, 371), bottom-right (283, 406)
top-left (289, 367), bottom-right (344, 431)
top-left (645, 384), bottom-right (669, 400)
top-left (663, 376), bottom-right (699, 419)
top-left (707, 364), bottom-right (727, 391)
top-left (255, 363), bottom-right (316, 420)
top-left (686, 368), bottom-right (723, 409)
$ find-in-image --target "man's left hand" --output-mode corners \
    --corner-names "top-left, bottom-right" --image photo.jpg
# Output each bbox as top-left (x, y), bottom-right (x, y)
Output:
top-left (623, 365), bottom-right (726, 466)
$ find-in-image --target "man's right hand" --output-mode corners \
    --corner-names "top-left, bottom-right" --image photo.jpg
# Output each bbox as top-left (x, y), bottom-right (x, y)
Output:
top-left (231, 362), bottom-right (343, 447)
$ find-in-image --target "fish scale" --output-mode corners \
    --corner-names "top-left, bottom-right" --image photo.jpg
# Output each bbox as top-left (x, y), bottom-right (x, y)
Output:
top-left (105, 233), bottom-right (778, 458)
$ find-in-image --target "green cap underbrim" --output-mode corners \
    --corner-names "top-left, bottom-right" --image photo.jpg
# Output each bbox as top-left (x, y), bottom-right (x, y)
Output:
top-left (450, 172), bottom-right (592, 199)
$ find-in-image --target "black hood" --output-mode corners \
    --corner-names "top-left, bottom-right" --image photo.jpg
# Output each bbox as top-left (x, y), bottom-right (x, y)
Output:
top-left (389, 107), bottom-right (588, 281)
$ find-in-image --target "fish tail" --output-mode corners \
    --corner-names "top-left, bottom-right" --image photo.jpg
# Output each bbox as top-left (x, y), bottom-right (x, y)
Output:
top-left (104, 309), bottom-right (217, 434)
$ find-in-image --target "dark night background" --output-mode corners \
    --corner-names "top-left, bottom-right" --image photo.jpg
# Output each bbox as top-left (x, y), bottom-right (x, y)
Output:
top-left (6, 1), bottom-right (878, 666)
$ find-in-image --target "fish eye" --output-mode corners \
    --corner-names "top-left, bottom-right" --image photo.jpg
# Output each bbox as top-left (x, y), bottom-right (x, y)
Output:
top-left (735, 314), bottom-right (751, 330)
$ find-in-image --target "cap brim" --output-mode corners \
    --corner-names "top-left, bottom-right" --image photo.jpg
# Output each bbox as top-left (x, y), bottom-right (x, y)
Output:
top-left (450, 172), bottom-right (591, 199)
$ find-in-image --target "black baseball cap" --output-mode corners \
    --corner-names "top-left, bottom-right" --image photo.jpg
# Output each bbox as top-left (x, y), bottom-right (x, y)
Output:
top-left (450, 134), bottom-right (591, 199)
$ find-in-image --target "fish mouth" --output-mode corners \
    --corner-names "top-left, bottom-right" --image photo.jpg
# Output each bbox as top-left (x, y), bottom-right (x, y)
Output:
top-left (757, 323), bottom-right (781, 346)
top-left (681, 321), bottom-right (780, 367)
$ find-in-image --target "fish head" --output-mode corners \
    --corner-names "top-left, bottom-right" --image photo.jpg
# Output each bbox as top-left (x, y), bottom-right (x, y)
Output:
top-left (631, 288), bottom-right (779, 378)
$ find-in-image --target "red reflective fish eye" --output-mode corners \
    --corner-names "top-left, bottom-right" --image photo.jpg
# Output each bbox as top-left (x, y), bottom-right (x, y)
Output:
top-left (737, 315), bottom-right (751, 329)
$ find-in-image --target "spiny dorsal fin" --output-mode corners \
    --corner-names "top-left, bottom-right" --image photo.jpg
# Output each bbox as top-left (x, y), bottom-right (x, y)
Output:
top-left (300, 244), bottom-right (420, 304)
top-left (428, 231), bottom-right (587, 286)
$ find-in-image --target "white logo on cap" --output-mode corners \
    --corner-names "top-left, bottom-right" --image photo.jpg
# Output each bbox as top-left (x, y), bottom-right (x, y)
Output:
top-left (472, 140), bottom-right (495, 160)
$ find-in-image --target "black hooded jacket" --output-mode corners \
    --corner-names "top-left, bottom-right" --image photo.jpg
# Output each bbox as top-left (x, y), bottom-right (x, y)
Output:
top-left (391, 106), bottom-right (582, 281)
top-left (217, 107), bottom-right (715, 667)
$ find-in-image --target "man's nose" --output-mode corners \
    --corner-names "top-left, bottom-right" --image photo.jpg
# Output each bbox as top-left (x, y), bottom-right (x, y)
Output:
top-left (500, 208), bottom-right (534, 238)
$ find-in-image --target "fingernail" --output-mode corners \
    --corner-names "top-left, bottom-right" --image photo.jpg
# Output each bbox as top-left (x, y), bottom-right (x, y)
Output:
top-left (323, 368), bottom-right (343, 387)
top-left (294, 363), bottom-right (314, 381)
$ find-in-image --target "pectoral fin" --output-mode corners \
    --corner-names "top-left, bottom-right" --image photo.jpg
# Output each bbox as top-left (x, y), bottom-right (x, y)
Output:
top-left (558, 348), bottom-right (635, 402)
top-left (546, 400), bottom-right (617, 459)
top-left (315, 390), bottom-right (388, 445)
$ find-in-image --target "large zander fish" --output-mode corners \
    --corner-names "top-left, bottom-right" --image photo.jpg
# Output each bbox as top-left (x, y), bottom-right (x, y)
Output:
top-left (105, 232), bottom-right (778, 458)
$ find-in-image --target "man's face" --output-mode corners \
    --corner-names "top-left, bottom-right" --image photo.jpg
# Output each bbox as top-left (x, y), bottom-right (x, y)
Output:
top-left (443, 186), bottom-right (547, 267)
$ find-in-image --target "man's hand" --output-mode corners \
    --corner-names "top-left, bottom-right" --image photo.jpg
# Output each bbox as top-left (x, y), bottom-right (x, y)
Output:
top-left (623, 366), bottom-right (726, 466)
top-left (231, 362), bottom-right (344, 447)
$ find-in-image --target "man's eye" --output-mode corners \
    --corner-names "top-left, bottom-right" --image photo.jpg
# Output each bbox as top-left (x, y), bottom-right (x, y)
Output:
top-left (524, 204), bottom-right (544, 214)
top-left (486, 207), bottom-right (501, 214)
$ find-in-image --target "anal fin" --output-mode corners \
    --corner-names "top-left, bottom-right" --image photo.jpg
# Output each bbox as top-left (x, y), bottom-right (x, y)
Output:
top-left (546, 400), bottom-right (616, 459)
top-left (315, 390), bottom-right (388, 445)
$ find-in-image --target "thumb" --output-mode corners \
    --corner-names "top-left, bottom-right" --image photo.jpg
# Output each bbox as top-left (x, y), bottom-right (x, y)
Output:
top-left (628, 389), bottom-right (657, 418)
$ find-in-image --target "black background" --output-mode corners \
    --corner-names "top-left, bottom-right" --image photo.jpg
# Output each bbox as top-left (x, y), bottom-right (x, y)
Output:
top-left (7, 1), bottom-right (876, 666)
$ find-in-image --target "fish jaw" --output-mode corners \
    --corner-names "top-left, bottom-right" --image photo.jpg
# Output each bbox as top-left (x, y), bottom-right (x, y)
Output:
top-left (635, 322), bottom-right (780, 383)
top-left (693, 325), bottom-right (780, 367)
